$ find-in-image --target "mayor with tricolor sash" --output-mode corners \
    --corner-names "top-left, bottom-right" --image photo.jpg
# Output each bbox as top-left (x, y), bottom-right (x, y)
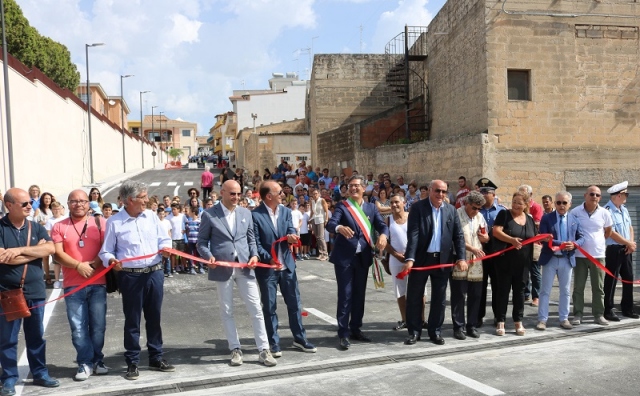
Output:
top-left (326, 175), bottom-right (389, 351)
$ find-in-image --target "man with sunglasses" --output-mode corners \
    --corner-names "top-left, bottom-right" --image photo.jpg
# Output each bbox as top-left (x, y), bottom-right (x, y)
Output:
top-left (603, 181), bottom-right (638, 321)
top-left (252, 181), bottom-right (316, 357)
top-left (0, 188), bottom-right (58, 394)
top-left (536, 192), bottom-right (584, 331)
top-left (403, 180), bottom-right (466, 346)
top-left (570, 185), bottom-right (613, 326)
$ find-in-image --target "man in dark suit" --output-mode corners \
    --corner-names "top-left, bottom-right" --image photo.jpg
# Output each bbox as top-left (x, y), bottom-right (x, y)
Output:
top-left (403, 179), bottom-right (466, 346)
top-left (326, 175), bottom-right (388, 350)
top-left (252, 180), bottom-right (316, 357)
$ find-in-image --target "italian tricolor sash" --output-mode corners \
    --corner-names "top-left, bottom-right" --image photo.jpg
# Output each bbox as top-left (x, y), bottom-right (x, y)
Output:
top-left (343, 198), bottom-right (373, 247)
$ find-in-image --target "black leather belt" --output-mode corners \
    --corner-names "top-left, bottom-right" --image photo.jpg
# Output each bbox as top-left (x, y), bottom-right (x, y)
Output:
top-left (607, 245), bottom-right (626, 250)
top-left (426, 252), bottom-right (440, 258)
top-left (120, 263), bottom-right (163, 273)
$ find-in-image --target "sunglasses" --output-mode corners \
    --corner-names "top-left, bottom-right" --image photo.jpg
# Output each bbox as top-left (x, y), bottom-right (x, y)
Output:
top-left (470, 205), bottom-right (482, 211)
top-left (18, 201), bottom-right (32, 208)
top-left (271, 190), bottom-right (284, 195)
top-left (588, 192), bottom-right (601, 197)
top-left (615, 192), bottom-right (629, 197)
top-left (433, 189), bottom-right (448, 194)
top-left (228, 192), bottom-right (242, 196)
top-left (556, 201), bottom-right (568, 206)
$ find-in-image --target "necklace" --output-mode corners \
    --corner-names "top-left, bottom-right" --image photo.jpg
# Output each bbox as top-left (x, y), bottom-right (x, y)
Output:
top-left (71, 219), bottom-right (88, 248)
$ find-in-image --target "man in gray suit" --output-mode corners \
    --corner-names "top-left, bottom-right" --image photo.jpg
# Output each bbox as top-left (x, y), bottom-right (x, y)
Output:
top-left (197, 180), bottom-right (277, 367)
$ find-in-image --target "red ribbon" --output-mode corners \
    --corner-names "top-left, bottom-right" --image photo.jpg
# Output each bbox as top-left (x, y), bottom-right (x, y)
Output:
top-left (1, 236), bottom-right (301, 318)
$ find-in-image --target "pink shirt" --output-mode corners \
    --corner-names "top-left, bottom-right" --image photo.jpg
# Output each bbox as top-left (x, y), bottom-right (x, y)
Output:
top-left (529, 200), bottom-right (543, 223)
top-left (201, 171), bottom-right (213, 188)
top-left (51, 217), bottom-right (106, 287)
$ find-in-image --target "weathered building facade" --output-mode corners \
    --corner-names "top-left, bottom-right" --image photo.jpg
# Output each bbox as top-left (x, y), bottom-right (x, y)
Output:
top-left (310, 0), bottom-right (640, 200)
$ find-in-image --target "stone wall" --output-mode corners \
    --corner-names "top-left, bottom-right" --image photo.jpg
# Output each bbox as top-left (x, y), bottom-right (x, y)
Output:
top-left (485, 0), bottom-right (640, 197)
top-left (236, 119), bottom-right (306, 171)
top-left (309, 54), bottom-right (404, 166)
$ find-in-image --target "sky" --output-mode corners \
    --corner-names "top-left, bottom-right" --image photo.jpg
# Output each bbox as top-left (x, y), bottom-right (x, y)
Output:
top-left (17, 0), bottom-right (446, 136)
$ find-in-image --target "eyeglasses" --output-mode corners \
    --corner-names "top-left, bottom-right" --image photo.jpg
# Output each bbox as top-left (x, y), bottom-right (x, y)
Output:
top-left (228, 192), bottom-right (242, 196)
top-left (433, 189), bottom-right (448, 194)
top-left (134, 195), bottom-right (148, 200)
top-left (615, 192), bottom-right (629, 197)
top-left (271, 190), bottom-right (284, 195)
top-left (68, 200), bottom-right (89, 206)
top-left (347, 184), bottom-right (362, 189)
top-left (589, 192), bottom-right (601, 197)
top-left (470, 206), bottom-right (482, 211)
top-left (555, 201), bottom-right (568, 206)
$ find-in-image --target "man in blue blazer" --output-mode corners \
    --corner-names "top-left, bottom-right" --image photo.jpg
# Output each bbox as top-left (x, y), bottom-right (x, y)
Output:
top-left (196, 180), bottom-right (277, 367)
top-left (403, 179), bottom-right (466, 346)
top-left (252, 180), bottom-right (316, 357)
top-left (326, 175), bottom-right (388, 350)
top-left (536, 191), bottom-right (584, 331)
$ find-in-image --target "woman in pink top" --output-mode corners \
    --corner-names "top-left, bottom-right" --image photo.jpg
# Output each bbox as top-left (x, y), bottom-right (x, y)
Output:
top-left (201, 166), bottom-right (214, 200)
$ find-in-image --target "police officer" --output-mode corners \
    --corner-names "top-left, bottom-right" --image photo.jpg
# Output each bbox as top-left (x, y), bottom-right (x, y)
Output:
top-left (475, 178), bottom-right (506, 327)
top-left (603, 181), bottom-right (638, 321)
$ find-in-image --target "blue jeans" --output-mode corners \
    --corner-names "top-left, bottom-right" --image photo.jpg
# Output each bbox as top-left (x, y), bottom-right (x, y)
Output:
top-left (118, 269), bottom-right (164, 365)
top-left (64, 285), bottom-right (107, 366)
top-left (538, 256), bottom-right (573, 322)
top-left (0, 299), bottom-right (49, 386)
top-left (256, 269), bottom-right (306, 347)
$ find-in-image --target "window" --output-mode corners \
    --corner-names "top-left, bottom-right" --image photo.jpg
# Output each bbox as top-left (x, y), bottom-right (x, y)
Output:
top-left (148, 132), bottom-right (160, 142)
top-left (132, 127), bottom-right (139, 135)
top-left (182, 129), bottom-right (191, 137)
top-left (507, 70), bottom-right (530, 101)
top-left (78, 93), bottom-right (88, 103)
top-left (280, 157), bottom-right (290, 162)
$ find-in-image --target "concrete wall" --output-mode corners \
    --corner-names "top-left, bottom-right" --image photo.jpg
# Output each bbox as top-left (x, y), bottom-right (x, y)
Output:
top-left (234, 85), bottom-right (307, 131)
top-left (0, 55), bottom-right (157, 198)
top-left (485, 0), bottom-right (640, 197)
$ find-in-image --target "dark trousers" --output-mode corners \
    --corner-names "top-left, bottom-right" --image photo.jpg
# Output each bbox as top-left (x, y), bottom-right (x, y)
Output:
top-left (478, 258), bottom-right (497, 324)
top-left (334, 253), bottom-right (369, 338)
top-left (118, 269), bottom-right (164, 365)
top-left (524, 261), bottom-right (541, 299)
top-left (256, 269), bottom-right (307, 347)
top-left (202, 187), bottom-right (212, 200)
top-left (494, 267), bottom-right (526, 323)
top-left (450, 278), bottom-right (482, 331)
top-left (604, 245), bottom-right (634, 314)
top-left (406, 256), bottom-right (448, 337)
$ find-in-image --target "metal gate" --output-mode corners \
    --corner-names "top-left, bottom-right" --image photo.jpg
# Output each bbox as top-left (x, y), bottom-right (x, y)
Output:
top-left (567, 186), bottom-right (640, 278)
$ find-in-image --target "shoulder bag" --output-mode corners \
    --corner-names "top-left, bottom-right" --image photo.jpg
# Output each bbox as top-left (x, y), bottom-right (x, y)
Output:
top-left (0, 222), bottom-right (33, 321)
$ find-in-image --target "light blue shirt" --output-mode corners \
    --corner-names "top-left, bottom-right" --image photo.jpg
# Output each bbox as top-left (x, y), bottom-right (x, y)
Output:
top-left (604, 200), bottom-right (631, 245)
top-left (427, 199), bottom-right (442, 253)
top-left (99, 208), bottom-right (172, 268)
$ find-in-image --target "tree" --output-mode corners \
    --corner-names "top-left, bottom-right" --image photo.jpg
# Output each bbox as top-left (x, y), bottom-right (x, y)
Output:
top-left (168, 148), bottom-right (184, 161)
top-left (3, 0), bottom-right (80, 90)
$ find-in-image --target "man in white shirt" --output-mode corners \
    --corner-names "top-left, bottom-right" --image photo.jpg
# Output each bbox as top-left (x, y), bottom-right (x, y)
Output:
top-left (570, 185), bottom-right (613, 326)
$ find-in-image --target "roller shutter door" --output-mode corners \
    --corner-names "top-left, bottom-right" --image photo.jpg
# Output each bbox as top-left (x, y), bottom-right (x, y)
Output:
top-left (567, 186), bottom-right (640, 278)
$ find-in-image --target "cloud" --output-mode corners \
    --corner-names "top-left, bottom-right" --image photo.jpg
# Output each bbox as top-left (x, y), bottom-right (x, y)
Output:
top-left (371, 0), bottom-right (434, 52)
top-left (164, 14), bottom-right (203, 48)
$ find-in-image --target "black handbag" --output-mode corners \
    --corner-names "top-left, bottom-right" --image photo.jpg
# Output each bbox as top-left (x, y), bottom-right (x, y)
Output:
top-left (94, 217), bottom-right (118, 293)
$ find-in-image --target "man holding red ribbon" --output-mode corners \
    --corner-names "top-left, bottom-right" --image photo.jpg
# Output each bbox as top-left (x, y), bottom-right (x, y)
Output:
top-left (197, 180), bottom-right (277, 367)
top-left (252, 181), bottom-right (316, 357)
top-left (570, 185), bottom-right (613, 326)
top-left (326, 175), bottom-right (388, 351)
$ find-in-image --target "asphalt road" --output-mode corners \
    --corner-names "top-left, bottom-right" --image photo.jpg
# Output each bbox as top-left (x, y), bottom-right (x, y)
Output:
top-left (9, 168), bottom-right (640, 396)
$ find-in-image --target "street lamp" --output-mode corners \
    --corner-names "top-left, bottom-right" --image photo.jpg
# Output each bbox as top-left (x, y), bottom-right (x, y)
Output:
top-left (85, 42), bottom-right (104, 184)
top-left (139, 90), bottom-right (150, 168)
top-left (1, 0), bottom-right (15, 188)
top-left (120, 74), bottom-right (133, 173)
top-left (159, 111), bottom-right (164, 163)
top-left (151, 105), bottom-right (158, 167)
top-left (251, 113), bottom-right (257, 134)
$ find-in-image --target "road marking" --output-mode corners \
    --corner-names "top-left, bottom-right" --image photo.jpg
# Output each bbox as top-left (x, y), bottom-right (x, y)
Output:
top-left (16, 288), bottom-right (62, 396)
top-left (149, 182), bottom-right (161, 187)
top-left (173, 185), bottom-right (180, 197)
top-left (420, 362), bottom-right (504, 396)
top-left (305, 307), bottom-right (338, 326)
top-left (184, 182), bottom-right (194, 186)
top-left (167, 182), bottom-right (177, 186)
top-left (102, 183), bottom-right (121, 197)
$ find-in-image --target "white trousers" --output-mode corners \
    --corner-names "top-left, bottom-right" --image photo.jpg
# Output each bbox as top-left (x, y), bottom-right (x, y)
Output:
top-left (215, 268), bottom-right (269, 351)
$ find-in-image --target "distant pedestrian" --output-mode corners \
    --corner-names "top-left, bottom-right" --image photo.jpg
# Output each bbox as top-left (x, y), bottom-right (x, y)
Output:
top-left (201, 166), bottom-right (214, 200)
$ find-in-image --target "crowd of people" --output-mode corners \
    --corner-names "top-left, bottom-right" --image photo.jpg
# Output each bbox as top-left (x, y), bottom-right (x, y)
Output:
top-left (0, 164), bottom-right (636, 393)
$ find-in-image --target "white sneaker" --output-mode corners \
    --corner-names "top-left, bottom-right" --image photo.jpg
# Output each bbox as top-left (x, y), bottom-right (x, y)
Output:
top-left (53, 281), bottom-right (62, 289)
top-left (75, 364), bottom-right (92, 381)
top-left (594, 316), bottom-right (609, 326)
top-left (230, 348), bottom-right (243, 366)
top-left (93, 362), bottom-right (109, 375)
top-left (259, 349), bottom-right (277, 367)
